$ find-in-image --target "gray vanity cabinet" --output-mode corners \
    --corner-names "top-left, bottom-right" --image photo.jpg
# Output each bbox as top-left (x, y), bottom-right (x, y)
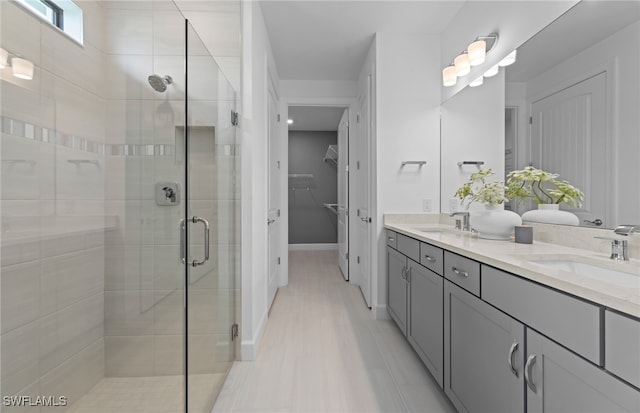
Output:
top-left (444, 280), bottom-right (525, 413)
top-left (526, 328), bottom-right (640, 413)
top-left (387, 246), bottom-right (408, 335)
top-left (407, 259), bottom-right (443, 388)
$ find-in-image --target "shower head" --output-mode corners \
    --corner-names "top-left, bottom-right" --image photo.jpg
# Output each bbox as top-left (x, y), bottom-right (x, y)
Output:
top-left (148, 74), bottom-right (173, 92)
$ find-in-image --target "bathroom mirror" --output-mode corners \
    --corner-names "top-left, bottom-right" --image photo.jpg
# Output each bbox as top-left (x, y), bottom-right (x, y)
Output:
top-left (442, 0), bottom-right (640, 229)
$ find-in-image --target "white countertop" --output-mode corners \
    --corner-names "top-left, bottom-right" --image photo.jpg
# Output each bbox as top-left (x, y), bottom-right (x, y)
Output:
top-left (385, 221), bottom-right (640, 318)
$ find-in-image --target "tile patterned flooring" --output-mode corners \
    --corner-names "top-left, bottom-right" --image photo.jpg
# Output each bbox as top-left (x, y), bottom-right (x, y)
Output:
top-left (212, 250), bottom-right (456, 413)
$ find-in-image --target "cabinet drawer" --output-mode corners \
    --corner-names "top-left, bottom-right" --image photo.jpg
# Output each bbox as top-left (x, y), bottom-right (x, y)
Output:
top-left (605, 310), bottom-right (640, 388)
top-left (397, 233), bottom-right (420, 262)
top-left (386, 230), bottom-right (398, 249)
top-left (444, 251), bottom-right (480, 296)
top-left (482, 265), bottom-right (602, 365)
top-left (420, 242), bottom-right (444, 276)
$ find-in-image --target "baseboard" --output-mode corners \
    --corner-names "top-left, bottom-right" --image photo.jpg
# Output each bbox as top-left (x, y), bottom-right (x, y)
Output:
top-left (288, 243), bottom-right (338, 251)
top-left (240, 311), bottom-right (267, 361)
top-left (374, 304), bottom-right (390, 320)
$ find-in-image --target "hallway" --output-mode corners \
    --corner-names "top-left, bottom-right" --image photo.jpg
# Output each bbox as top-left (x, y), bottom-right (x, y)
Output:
top-left (213, 250), bottom-right (455, 412)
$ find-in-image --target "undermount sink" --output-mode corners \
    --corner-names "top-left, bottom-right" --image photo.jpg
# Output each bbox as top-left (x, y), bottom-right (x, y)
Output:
top-left (528, 257), bottom-right (640, 288)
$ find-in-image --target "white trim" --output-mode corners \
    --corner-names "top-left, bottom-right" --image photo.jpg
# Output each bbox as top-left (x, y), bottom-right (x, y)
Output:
top-left (288, 243), bottom-right (338, 251)
top-left (240, 311), bottom-right (267, 361)
top-left (374, 305), bottom-right (390, 320)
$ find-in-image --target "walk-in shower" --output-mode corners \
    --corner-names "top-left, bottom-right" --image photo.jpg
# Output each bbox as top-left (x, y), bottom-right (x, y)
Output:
top-left (0, 1), bottom-right (240, 412)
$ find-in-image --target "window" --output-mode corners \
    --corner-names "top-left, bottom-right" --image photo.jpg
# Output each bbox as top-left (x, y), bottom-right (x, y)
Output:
top-left (15, 0), bottom-right (83, 45)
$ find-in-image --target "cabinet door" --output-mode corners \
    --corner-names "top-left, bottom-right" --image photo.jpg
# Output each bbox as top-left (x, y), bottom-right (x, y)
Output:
top-left (407, 260), bottom-right (443, 388)
top-left (444, 281), bottom-right (525, 413)
top-left (387, 246), bottom-right (408, 335)
top-left (526, 329), bottom-right (640, 413)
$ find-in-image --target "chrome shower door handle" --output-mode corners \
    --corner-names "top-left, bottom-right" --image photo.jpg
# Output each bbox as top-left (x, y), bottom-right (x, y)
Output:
top-left (180, 219), bottom-right (186, 264)
top-left (191, 216), bottom-right (210, 267)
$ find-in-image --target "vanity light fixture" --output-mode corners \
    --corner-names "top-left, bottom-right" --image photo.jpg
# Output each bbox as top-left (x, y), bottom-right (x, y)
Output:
top-left (467, 33), bottom-right (498, 66)
top-left (469, 76), bottom-right (484, 87)
top-left (0, 48), bottom-right (8, 69)
top-left (442, 65), bottom-right (457, 86)
top-left (454, 52), bottom-right (471, 76)
top-left (498, 50), bottom-right (517, 67)
top-left (483, 64), bottom-right (500, 78)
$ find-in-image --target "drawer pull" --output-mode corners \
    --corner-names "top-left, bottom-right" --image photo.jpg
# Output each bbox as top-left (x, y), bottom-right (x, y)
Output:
top-left (525, 354), bottom-right (537, 393)
top-left (452, 267), bottom-right (469, 277)
top-left (508, 341), bottom-right (519, 377)
top-left (424, 255), bottom-right (436, 262)
top-left (388, 237), bottom-right (395, 242)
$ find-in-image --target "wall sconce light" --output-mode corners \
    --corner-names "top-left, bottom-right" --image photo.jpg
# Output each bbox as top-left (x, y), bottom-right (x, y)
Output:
top-left (499, 50), bottom-right (517, 67)
top-left (483, 64), bottom-right (500, 78)
top-left (11, 57), bottom-right (34, 80)
top-left (443, 32), bottom-right (499, 87)
top-left (442, 65), bottom-right (457, 87)
top-left (0, 48), bottom-right (8, 69)
top-left (0, 48), bottom-right (35, 80)
top-left (469, 76), bottom-right (484, 87)
top-left (454, 52), bottom-right (471, 77)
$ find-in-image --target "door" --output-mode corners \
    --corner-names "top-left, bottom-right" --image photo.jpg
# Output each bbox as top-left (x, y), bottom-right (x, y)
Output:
top-left (267, 77), bottom-right (280, 310)
top-left (337, 108), bottom-right (349, 280)
top-left (353, 75), bottom-right (372, 306)
top-left (407, 260), bottom-right (444, 388)
top-left (530, 72), bottom-right (609, 226)
top-left (387, 247), bottom-right (408, 335)
top-left (526, 328), bottom-right (640, 413)
top-left (185, 21), bottom-right (238, 412)
top-left (444, 281), bottom-right (525, 413)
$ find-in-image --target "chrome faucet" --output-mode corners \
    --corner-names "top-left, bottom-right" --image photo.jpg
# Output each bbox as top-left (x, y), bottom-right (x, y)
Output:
top-left (450, 211), bottom-right (470, 231)
top-left (614, 225), bottom-right (640, 236)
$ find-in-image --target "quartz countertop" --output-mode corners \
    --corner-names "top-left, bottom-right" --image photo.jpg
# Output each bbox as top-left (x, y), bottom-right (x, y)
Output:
top-left (384, 220), bottom-right (640, 318)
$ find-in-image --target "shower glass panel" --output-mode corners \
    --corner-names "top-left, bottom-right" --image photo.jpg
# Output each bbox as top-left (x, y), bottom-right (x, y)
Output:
top-left (185, 21), bottom-right (239, 412)
top-left (0, 0), bottom-right (238, 411)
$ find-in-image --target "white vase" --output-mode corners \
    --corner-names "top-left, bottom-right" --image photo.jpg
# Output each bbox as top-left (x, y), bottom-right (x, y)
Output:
top-left (470, 205), bottom-right (523, 240)
top-left (521, 204), bottom-right (580, 226)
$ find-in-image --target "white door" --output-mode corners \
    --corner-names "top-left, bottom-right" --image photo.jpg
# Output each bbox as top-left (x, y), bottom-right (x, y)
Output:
top-left (354, 76), bottom-right (372, 307)
top-left (267, 83), bottom-right (280, 310)
top-left (530, 72), bottom-right (609, 227)
top-left (337, 108), bottom-right (349, 280)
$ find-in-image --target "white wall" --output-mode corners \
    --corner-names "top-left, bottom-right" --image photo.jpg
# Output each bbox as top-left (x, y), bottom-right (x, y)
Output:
top-left (280, 80), bottom-right (357, 100)
top-left (240, 0), bottom-right (279, 360)
top-left (440, 71), bottom-right (505, 213)
top-left (440, 1), bottom-right (579, 103)
top-left (373, 32), bottom-right (441, 316)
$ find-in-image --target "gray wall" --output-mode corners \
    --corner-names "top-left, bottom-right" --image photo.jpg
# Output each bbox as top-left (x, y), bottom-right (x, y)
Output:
top-left (288, 131), bottom-right (338, 244)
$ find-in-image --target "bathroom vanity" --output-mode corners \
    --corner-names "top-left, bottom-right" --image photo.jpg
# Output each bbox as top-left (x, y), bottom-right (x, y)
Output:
top-left (385, 217), bottom-right (640, 413)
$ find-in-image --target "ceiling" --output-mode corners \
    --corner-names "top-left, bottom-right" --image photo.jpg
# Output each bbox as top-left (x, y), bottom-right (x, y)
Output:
top-left (260, 1), bottom-right (465, 81)
top-left (288, 106), bottom-right (345, 131)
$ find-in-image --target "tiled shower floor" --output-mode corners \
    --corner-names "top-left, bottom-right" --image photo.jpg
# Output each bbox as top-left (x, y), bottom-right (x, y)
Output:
top-left (66, 374), bottom-right (226, 413)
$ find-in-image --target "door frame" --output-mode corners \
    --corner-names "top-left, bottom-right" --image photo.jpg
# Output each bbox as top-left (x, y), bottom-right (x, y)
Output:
top-left (277, 98), bottom-right (355, 288)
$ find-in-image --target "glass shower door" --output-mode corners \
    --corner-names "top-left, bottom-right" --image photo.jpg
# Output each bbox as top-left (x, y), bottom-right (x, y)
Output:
top-left (185, 21), bottom-right (238, 412)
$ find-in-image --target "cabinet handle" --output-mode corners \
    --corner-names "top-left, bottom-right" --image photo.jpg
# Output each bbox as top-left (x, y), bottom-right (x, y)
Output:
top-left (507, 341), bottom-right (519, 377)
top-left (424, 255), bottom-right (436, 262)
top-left (388, 237), bottom-right (395, 242)
top-left (406, 266), bottom-right (411, 283)
top-left (452, 267), bottom-right (469, 277)
top-left (401, 266), bottom-right (407, 280)
top-left (525, 354), bottom-right (537, 394)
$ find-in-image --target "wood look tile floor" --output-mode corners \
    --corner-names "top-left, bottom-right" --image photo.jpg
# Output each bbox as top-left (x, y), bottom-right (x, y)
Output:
top-left (213, 250), bottom-right (456, 413)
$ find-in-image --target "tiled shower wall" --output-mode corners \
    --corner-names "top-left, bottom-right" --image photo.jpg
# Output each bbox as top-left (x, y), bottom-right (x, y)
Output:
top-left (1, 0), bottom-right (107, 407)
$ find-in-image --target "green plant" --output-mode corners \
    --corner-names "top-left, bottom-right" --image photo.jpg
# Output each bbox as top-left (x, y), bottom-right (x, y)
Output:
top-left (506, 166), bottom-right (584, 207)
top-left (455, 169), bottom-right (509, 208)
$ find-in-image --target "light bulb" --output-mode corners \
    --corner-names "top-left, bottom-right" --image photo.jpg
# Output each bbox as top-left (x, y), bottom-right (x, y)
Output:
top-left (442, 66), bottom-right (457, 87)
top-left (287, 119), bottom-right (294, 125)
top-left (454, 53), bottom-right (470, 77)
top-left (467, 40), bottom-right (486, 66)
top-left (498, 50), bottom-right (517, 67)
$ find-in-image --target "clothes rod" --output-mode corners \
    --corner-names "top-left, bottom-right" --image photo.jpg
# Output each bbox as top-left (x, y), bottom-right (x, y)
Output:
top-left (401, 161), bottom-right (427, 166)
